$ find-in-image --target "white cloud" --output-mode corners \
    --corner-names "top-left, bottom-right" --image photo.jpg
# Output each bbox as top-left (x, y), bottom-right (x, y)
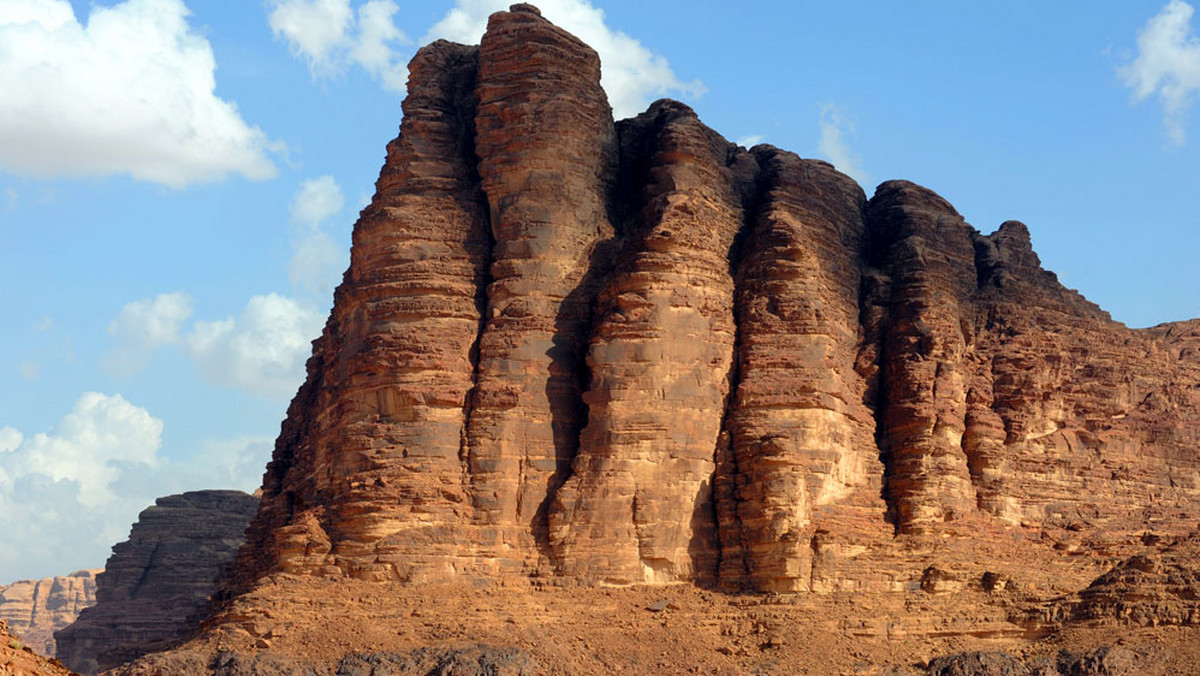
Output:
top-left (3, 187), bottom-right (14, 210)
top-left (104, 291), bottom-right (194, 377)
top-left (817, 103), bottom-right (871, 188)
top-left (1120, 0), bottom-right (1200, 146)
top-left (424, 0), bottom-right (705, 119)
top-left (268, 0), bottom-right (410, 92)
top-left (288, 176), bottom-right (347, 296)
top-left (0, 395), bottom-right (272, 582)
top-left (0, 427), bottom-right (21, 454)
top-left (2, 393), bottom-right (162, 509)
top-left (185, 293), bottom-right (323, 399)
top-left (184, 436), bottom-right (273, 491)
top-left (33, 316), bottom-right (52, 332)
top-left (0, 0), bottom-right (280, 186)
top-left (736, 134), bottom-right (765, 148)
top-left (290, 174), bottom-right (345, 228)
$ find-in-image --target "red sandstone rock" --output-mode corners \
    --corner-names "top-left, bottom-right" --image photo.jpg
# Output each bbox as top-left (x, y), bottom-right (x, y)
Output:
top-left (548, 101), bottom-right (749, 585)
top-left (220, 0), bottom-right (1200, 614)
top-left (465, 4), bottom-right (618, 575)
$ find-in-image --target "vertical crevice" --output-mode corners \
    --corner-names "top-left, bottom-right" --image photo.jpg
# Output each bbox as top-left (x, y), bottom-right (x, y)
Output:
top-left (710, 147), bottom-right (766, 589)
top-left (455, 49), bottom-right (493, 481)
top-left (27, 579), bottom-right (43, 633)
top-left (859, 196), bottom-right (900, 534)
top-left (534, 234), bottom-right (619, 568)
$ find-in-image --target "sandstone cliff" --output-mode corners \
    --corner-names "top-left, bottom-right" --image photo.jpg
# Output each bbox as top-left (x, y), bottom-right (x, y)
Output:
top-left (55, 490), bottom-right (257, 675)
top-left (0, 570), bottom-right (97, 658)
top-left (228, 5), bottom-right (1200, 597)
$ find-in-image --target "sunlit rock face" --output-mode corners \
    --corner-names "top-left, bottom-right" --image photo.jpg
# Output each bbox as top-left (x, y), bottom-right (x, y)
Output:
top-left (0, 569), bottom-right (98, 658)
top-left (227, 4), bottom-right (1200, 598)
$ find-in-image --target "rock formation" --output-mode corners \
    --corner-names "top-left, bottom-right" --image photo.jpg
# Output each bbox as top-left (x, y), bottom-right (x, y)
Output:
top-left (0, 570), bottom-right (98, 657)
top-left (107, 5), bottom-right (1200, 674)
top-left (226, 4), bottom-right (1200, 598)
top-left (55, 490), bottom-right (258, 675)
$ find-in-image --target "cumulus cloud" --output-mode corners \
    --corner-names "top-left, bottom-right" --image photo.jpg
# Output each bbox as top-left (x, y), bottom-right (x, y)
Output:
top-left (185, 293), bottom-right (323, 400)
top-left (0, 394), bottom-right (272, 582)
top-left (817, 104), bottom-right (871, 187)
top-left (425, 0), bottom-right (705, 119)
top-left (1, 393), bottom-right (162, 509)
top-left (268, 0), bottom-right (410, 92)
top-left (104, 291), bottom-right (194, 378)
top-left (736, 134), bottom-right (765, 148)
top-left (288, 175), bottom-right (348, 296)
top-left (1120, 0), bottom-right (1200, 146)
top-left (0, 0), bottom-right (280, 186)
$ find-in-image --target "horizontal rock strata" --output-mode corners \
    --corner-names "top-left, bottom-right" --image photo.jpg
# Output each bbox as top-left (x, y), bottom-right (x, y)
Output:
top-left (0, 570), bottom-right (97, 657)
top-left (224, 4), bottom-right (1200, 602)
top-left (55, 490), bottom-right (258, 675)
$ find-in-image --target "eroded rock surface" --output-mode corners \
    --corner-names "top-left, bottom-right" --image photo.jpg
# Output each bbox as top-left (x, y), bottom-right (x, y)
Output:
top-left (222, 5), bottom-right (1200, 603)
top-left (55, 490), bottom-right (257, 675)
top-left (0, 570), bottom-right (97, 657)
top-left (1037, 532), bottom-right (1200, 628)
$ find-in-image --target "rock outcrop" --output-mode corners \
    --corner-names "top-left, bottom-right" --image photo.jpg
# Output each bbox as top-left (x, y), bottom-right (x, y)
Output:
top-left (0, 570), bottom-right (98, 657)
top-left (1036, 532), bottom-right (1200, 628)
top-left (55, 490), bottom-right (258, 675)
top-left (222, 4), bottom-right (1200, 602)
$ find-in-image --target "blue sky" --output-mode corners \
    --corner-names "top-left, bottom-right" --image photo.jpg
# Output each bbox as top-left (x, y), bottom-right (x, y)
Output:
top-left (1, 0), bottom-right (1197, 582)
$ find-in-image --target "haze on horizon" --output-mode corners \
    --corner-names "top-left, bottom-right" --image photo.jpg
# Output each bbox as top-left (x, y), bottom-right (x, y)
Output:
top-left (1, 0), bottom-right (1197, 583)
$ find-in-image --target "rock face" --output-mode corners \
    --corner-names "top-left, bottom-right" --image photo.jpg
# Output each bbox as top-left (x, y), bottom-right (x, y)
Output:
top-left (55, 490), bottom-right (258, 675)
top-left (224, 5), bottom-right (1200, 600)
top-left (0, 570), bottom-right (98, 657)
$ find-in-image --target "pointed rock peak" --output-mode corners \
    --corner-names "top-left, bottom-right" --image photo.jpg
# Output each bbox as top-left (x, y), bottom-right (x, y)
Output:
top-left (993, 220), bottom-right (1032, 250)
top-left (643, 98), bottom-right (697, 121)
top-left (510, 3), bottom-right (542, 15)
top-left (988, 219), bottom-right (1041, 270)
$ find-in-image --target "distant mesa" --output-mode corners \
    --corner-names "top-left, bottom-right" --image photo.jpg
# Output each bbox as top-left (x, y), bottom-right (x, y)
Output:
top-left (0, 569), bottom-right (99, 658)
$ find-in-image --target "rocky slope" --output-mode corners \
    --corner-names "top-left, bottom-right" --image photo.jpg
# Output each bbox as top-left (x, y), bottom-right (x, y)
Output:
top-left (0, 571), bottom-right (97, 658)
top-left (0, 618), bottom-right (74, 676)
top-left (123, 4), bottom-right (1200, 674)
top-left (55, 491), bottom-right (257, 675)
